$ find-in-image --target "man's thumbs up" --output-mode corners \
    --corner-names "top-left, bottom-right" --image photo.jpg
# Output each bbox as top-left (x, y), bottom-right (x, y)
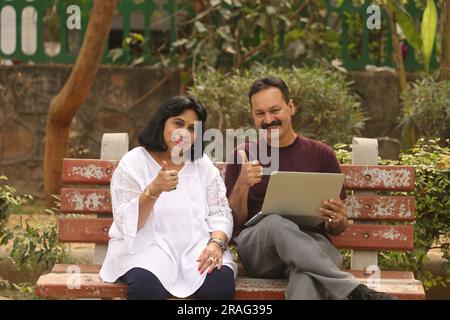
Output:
top-left (239, 150), bottom-right (248, 164)
top-left (237, 149), bottom-right (263, 187)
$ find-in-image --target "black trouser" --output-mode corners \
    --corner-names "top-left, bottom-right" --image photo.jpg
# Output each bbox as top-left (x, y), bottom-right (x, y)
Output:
top-left (119, 266), bottom-right (235, 300)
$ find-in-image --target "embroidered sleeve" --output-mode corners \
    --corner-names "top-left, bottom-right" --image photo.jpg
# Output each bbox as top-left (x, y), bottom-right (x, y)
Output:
top-left (110, 165), bottom-right (141, 244)
top-left (205, 170), bottom-right (234, 241)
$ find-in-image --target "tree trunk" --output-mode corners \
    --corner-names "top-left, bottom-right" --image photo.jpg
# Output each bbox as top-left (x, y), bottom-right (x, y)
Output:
top-left (386, 8), bottom-right (416, 148)
top-left (439, 0), bottom-right (450, 81)
top-left (387, 9), bottom-right (408, 94)
top-left (43, 0), bottom-right (118, 203)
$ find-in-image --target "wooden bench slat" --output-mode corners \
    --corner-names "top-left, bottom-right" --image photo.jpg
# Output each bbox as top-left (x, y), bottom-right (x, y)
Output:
top-left (62, 159), bottom-right (415, 192)
top-left (346, 195), bottom-right (415, 221)
top-left (50, 264), bottom-right (417, 282)
top-left (58, 218), bottom-right (112, 243)
top-left (60, 187), bottom-right (417, 221)
top-left (58, 218), bottom-right (414, 251)
top-left (61, 188), bottom-right (112, 214)
top-left (62, 159), bottom-right (118, 185)
top-left (35, 272), bottom-right (127, 299)
top-left (331, 224), bottom-right (414, 251)
top-left (340, 165), bottom-right (415, 191)
top-left (60, 189), bottom-right (416, 221)
top-left (36, 264), bottom-right (425, 300)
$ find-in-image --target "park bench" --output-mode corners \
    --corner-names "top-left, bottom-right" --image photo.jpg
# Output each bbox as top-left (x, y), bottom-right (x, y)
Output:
top-left (35, 133), bottom-right (425, 299)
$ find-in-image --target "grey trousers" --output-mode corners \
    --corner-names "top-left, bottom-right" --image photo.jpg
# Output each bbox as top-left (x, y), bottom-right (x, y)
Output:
top-left (235, 214), bottom-right (360, 300)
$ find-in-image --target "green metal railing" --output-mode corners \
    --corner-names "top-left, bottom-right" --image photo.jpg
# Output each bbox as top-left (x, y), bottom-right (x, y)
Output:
top-left (0, 0), bottom-right (438, 71)
top-left (326, 0), bottom-right (438, 71)
top-left (0, 0), bottom-right (177, 64)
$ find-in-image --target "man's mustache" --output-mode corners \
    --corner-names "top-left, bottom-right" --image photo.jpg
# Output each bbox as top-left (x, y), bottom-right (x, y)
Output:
top-left (262, 120), bottom-right (282, 129)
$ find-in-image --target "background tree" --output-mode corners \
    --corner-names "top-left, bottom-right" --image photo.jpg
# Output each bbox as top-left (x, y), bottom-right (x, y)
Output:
top-left (439, 0), bottom-right (450, 81)
top-left (43, 0), bottom-right (118, 203)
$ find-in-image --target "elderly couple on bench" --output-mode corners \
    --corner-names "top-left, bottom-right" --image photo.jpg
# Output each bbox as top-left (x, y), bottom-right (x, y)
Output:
top-left (98, 76), bottom-right (396, 300)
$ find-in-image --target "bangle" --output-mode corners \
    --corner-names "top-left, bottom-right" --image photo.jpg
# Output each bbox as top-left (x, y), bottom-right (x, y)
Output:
top-left (207, 238), bottom-right (227, 252)
top-left (143, 185), bottom-right (159, 200)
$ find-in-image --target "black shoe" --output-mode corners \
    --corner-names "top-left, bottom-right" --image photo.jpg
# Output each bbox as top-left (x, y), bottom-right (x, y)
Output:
top-left (348, 284), bottom-right (398, 300)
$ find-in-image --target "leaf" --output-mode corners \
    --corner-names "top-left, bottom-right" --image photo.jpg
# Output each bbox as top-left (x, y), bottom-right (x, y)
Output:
top-left (131, 56), bottom-right (145, 66)
top-left (171, 38), bottom-right (189, 48)
top-left (421, 0), bottom-right (438, 72)
top-left (131, 33), bottom-right (145, 43)
top-left (387, 0), bottom-right (422, 50)
top-left (209, 0), bottom-right (221, 6)
top-left (194, 21), bottom-right (207, 33)
top-left (266, 6), bottom-right (276, 15)
top-left (109, 48), bottom-right (123, 62)
top-left (279, 14), bottom-right (293, 28)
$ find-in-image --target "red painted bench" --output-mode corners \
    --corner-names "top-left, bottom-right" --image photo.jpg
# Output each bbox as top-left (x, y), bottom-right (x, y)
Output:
top-left (35, 135), bottom-right (425, 299)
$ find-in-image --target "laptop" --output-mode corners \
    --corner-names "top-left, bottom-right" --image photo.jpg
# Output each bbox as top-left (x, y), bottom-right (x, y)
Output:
top-left (244, 171), bottom-right (345, 227)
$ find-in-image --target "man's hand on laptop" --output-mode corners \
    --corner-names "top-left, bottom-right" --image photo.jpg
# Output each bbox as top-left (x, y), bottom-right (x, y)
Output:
top-left (319, 199), bottom-right (348, 235)
top-left (237, 150), bottom-right (263, 187)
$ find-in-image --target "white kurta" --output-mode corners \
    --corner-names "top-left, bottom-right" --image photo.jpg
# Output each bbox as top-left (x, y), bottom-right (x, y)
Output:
top-left (99, 147), bottom-right (237, 298)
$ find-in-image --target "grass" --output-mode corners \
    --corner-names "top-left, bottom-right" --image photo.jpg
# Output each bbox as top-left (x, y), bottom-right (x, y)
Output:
top-left (11, 199), bottom-right (48, 216)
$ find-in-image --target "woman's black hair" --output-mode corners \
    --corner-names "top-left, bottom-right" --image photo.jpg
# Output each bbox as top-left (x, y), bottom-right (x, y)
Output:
top-left (138, 96), bottom-right (207, 161)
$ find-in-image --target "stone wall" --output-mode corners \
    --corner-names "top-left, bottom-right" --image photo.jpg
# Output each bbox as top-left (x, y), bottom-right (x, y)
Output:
top-left (0, 65), bottom-right (180, 197)
top-left (1, 65), bottom-right (407, 197)
top-left (348, 69), bottom-right (404, 160)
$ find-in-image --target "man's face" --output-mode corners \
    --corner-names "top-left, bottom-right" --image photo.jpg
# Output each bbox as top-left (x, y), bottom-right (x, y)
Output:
top-left (250, 87), bottom-right (295, 144)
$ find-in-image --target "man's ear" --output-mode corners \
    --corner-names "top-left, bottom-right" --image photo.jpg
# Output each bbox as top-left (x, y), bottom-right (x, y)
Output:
top-left (288, 99), bottom-right (296, 116)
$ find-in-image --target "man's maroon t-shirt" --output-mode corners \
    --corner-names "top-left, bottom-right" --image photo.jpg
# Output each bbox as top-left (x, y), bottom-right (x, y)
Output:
top-left (225, 134), bottom-right (346, 234)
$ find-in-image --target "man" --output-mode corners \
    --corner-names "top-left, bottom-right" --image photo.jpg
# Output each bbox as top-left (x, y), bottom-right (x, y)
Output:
top-left (225, 76), bottom-right (395, 300)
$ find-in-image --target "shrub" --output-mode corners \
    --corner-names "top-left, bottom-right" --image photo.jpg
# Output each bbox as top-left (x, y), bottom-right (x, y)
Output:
top-left (401, 77), bottom-right (450, 141)
top-left (0, 178), bottom-right (68, 276)
top-left (189, 65), bottom-right (365, 145)
top-left (0, 176), bottom-right (30, 246)
top-left (9, 220), bottom-right (67, 274)
top-left (8, 197), bottom-right (69, 275)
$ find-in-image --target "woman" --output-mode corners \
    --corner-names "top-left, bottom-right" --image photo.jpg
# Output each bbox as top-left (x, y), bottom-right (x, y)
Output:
top-left (100, 96), bottom-right (237, 299)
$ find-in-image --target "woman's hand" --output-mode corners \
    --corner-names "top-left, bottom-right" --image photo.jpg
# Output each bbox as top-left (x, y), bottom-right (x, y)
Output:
top-left (197, 242), bottom-right (223, 274)
top-left (150, 161), bottom-right (179, 194)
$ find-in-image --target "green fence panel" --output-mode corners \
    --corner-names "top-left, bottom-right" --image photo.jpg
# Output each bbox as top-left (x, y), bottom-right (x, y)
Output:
top-left (0, 0), bottom-right (439, 71)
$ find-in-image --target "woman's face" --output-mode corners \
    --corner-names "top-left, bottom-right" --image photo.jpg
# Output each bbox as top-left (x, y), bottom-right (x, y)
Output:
top-left (163, 109), bottom-right (200, 158)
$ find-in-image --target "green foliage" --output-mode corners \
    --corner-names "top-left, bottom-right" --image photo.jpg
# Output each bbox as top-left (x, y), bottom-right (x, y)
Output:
top-left (9, 222), bottom-right (67, 273)
top-left (108, 32), bottom-right (147, 66)
top-left (0, 176), bottom-right (31, 246)
top-left (401, 77), bottom-right (450, 140)
top-left (388, 139), bottom-right (450, 289)
top-left (334, 139), bottom-right (450, 290)
top-left (0, 181), bottom-right (69, 274)
top-left (384, 0), bottom-right (438, 72)
top-left (386, 0), bottom-right (423, 51)
top-left (10, 282), bottom-right (35, 298)
top-left (189, 65), bottom-right (365, 145)
top-left (7, 196), bottom-right (69, 273)
top-left (421, 0), bottom-right (438, 73)
top-left (333, 143), bottom-right (353, 164)
top-left (155, 0), bottom-right (342, 79)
